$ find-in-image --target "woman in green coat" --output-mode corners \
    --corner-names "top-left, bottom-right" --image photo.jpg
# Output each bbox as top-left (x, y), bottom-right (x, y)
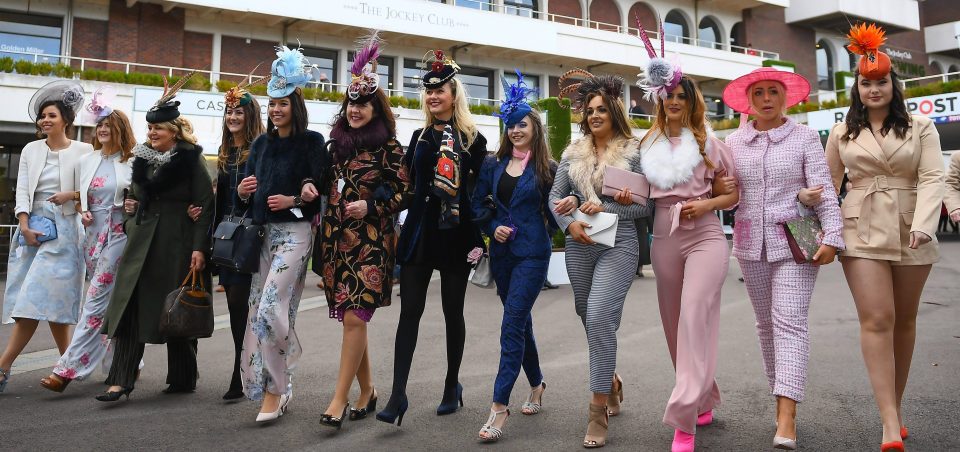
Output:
top-left (96, 88), bottom-right (214, 402)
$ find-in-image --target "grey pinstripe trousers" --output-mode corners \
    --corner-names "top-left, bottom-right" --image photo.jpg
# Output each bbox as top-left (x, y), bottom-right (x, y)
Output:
top-left (565, 220), bottom-right (639, 394)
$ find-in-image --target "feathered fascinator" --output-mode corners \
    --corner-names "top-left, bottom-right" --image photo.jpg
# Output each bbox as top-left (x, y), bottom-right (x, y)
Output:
top-left (421, 49), bottom-right (461, 89)
top-left (28, 80), bottom-right (85, 122)
top-left (82, 86), bottom-right (117, 124)
top-left (635, 15), bottom-right (682, 102)
top-left (348, 32), bottom-right (383, 103)
top-left (847, 23), bottom-right (890, 80)
top-left (556, 68), bottom-right (625, 111)
top-left (225, 64), bottom-right (268, 109)
top-left (267, 44), bottom-right (316, 98)
top-left (146, 71), bottom-right (197, 124)
top-left (497, 70), bottom-right (538, 127)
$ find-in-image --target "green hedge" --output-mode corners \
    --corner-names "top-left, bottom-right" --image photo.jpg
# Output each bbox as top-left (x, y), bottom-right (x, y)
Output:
top-left (762, 59), bottom-right (797, 70)
top-left (4, 59), bottom-right (73, 78)
top-left (532, 97), bottom-right (571, 162)
top-left (0, 56), bottom-right (13, 73)
top-left (78, 69), bottom-right (212, 91)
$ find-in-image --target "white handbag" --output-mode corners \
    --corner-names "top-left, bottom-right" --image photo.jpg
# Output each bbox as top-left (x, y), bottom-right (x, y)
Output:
top-left (570, 211), bottom-right (619, 247)
top-left (470, 253), bottom-right (494, 288)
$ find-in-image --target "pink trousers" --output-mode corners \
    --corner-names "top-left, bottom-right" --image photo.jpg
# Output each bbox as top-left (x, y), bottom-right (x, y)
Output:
top-left (651, 201), bottom-right (727, 434)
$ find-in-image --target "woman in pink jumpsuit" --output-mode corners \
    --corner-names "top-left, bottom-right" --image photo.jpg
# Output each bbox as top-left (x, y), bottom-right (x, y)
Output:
top-left (638, 75), bottom-right (739, 452)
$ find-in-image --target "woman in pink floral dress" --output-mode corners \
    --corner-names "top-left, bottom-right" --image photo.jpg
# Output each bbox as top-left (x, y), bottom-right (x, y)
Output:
top-left (40, 103), bottom-right (137, 392)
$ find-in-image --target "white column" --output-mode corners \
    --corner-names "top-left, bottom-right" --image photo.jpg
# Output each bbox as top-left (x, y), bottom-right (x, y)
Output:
top-left (337, 48), bottom-right (349, 91)
top-left (393, 57), bottom-right (405, 97)
top-left (209, 32), bottom-right (222, 87)
top-left (494, 68), bottom-right (505, 101)
top-left (540, 0), bottom-right (549, 20)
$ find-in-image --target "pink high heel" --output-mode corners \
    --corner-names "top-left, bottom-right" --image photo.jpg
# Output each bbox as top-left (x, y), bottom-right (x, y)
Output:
top-left (671, 429), bottom-right (695, 452)
top-left (696, 410), bottom-right (713, 426)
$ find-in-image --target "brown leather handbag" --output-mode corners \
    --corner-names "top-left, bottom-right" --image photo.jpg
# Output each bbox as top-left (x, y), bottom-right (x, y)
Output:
top-left (159, 270), bottom-right (214, 339)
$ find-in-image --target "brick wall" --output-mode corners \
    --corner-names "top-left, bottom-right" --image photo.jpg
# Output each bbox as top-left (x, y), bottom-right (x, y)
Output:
top-left (219, 36), bottom-right (277, 82)
top-left (71, 18), bottom-right (107, 70)
top-left (589, 0), bottom-right (620, 31)
top-left (549, 0), bottom-right (582, 25)
top-left (885, 30), bottom-right (932, 78)
top-left (742, 6), bottom-right (817, 89)
top-left (921, 0), bottom-right (960, 27)
top-left (135, 3), bottom-right (185, 71)
top-left (183, 32), bottom-right (212, 72)
top-left (628, 2), bottom-right (657, 31)
top-left (105, 0), bottom-right (140, 71)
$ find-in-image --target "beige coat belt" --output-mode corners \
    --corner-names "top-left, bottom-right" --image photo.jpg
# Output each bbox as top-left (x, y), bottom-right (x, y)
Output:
top-left (851, 175), bottom-right (916, 243)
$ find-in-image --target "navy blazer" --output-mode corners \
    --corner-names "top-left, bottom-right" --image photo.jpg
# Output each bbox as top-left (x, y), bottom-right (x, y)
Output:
top-left (472, 156), bottom-right (558, 259)
top-left (397, 127), bottom-right (487, 264)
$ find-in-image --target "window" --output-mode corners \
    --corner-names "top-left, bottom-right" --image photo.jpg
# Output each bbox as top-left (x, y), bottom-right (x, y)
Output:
top-left (0, 12), bottom-right (62, 62)
top-left (698, 17), bottom-right (721, 49)
top-left (505, 0), bottom-right (537, 18)
top-left (347, 52), bottom-right (394, 93)
top-left (663, 10), bottom-right (689, 44)
top-left (299, 46), bottom-right (338, 89)
top-left (455, 0), bottom-right (491, 11)
top-left (816, 40), bottom-right (834, 91)
top-left (502, 71), bottom-right (541, 100)
top-left (458, 66), bottom-right (495, 105)
top-left (402, 58), bottom-right (425, 99)
top-left (703, 95), bottom-right (726, 118)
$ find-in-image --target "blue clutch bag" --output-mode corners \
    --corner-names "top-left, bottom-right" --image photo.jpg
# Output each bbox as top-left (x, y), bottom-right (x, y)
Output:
top-left (17, 215), bottom-right (57, 246)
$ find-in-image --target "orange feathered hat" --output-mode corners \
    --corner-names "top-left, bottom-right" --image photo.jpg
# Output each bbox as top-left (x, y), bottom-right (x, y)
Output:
top-left (847, 23), bottom-right (891, 80)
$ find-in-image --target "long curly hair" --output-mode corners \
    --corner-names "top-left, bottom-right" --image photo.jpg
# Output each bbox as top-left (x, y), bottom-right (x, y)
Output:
top-left (218, 97), bottom-right (265, 171)
top-left (92, 110), bottom-right (136, 162)
top-left (842, 70), bottom-right (910, 141)
top-left (641, 76), bottom-right (715, 169)
top-left (577, 91), bottom-right (634, 141)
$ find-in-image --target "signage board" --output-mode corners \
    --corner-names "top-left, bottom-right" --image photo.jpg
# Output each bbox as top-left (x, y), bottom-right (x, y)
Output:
top-left (807, 91), bottom-right (960, 132)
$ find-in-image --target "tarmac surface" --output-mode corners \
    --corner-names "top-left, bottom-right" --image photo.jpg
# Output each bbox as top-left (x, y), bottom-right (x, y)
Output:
top-left (1, 240), bottom-right (959, 451)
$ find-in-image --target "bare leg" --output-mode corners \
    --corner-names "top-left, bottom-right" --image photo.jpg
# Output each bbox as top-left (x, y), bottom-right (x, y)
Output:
top-left (354, 344), bottom-right (375, 406)
top-left (0, 318), bottom-right (41, 373)
top-left (890, 264), bottom-right (931, 430)
top-left (841, 257), bottom-right (901, 443)
top-left (260, 391), bottom-right (281, 414)
top-left (48, 322), bottom-right (72, 354)
top-left (775, 396), bottom-right (798, 439)
top-left (323, 310), bottom-right (369, 417)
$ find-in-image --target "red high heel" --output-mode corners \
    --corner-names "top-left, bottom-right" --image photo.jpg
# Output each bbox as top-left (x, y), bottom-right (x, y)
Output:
top-left (880, 440), bottom-right (904, 452)
top-left (899, 426), bottom-right (909, 440)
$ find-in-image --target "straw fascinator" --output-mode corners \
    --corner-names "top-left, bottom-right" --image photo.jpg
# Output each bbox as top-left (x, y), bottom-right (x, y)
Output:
top-left (347, 32), bottom-right (383, 103)
top-left (28, 80), bottom-right (85, 121)
top-left (556, 68), bottom-right (625, 111)
top-left (634, 16), bottom-right (683, 102)
top-left (421, 49), bottom-right (461, 89)
top-left (497, 70), bottom-right (538, 127)
top-left (82, 86), bottom-right (117, 124)
top-left (267, 44), bottom-right (317, 98)
top-left (224, 65), bottom-right (268, 109)
top-left (847, 23), bottom-right (891, 80)
top-left (145, 71), bottom-right (197, 124)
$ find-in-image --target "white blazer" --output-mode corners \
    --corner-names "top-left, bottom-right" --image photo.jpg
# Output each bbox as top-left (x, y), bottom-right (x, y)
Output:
top-left (15, 139), bottom-right (93, 216)
top-left (78, 151), bottom-right (133, 212)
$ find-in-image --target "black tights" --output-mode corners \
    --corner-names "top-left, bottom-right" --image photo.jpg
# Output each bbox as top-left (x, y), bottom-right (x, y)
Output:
top-left (384, 261), bottom-right (470, 409)
top-left (224, 284), bottom-right (250, 393)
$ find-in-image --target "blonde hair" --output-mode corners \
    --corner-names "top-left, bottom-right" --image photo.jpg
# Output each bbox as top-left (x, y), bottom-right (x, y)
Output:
top-left (746, 80), bottom-right (788, 117)
top-left (640, 77), bottom-right (715, 169)
top-left (421, 78), bottom-right (478, 149)
top-left (154, 116), bottom-right (198, 145)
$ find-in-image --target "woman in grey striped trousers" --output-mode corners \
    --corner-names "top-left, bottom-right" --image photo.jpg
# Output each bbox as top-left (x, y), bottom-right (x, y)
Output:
top-left (551, 72), bottom-right (650, 449)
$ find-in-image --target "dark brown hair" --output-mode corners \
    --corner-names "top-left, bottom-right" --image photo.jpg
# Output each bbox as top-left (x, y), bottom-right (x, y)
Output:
top-left (843, 70), bottom-right (910, 141)
top-left (218, 97), bottom-right (265, 170)
top-left (495, 109), bottom-right (554, 190)
top-left (578, 91), bottom-right (633, 140)
top-left (35, 100), bottom-right (75, 138)
top-left (333, 88), bottom-right (396, 138)
top-left (267, 87), bottom-right (308, 137)
top-left (641, 76), bottom-right (715, 169)
top-left (91, 110), bottom-right (136, 162)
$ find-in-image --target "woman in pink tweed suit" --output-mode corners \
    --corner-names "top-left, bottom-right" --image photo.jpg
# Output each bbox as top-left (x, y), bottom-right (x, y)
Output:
top-left (722, 68), bottom-right (844, 450)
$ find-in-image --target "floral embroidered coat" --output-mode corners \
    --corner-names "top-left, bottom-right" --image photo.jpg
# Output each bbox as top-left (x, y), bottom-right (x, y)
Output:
top-left (319, 140), bottom-right (409, 311)
top-left (726, 118), bottom-right (844, 262)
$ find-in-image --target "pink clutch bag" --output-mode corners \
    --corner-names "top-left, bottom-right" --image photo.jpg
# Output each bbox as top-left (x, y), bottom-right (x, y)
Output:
top-left (602, 166), bottom-right (650, 204)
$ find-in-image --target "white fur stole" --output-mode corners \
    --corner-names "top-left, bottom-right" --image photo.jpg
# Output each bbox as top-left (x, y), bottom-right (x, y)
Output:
top-left (640, 128), bottom-right (708, 190)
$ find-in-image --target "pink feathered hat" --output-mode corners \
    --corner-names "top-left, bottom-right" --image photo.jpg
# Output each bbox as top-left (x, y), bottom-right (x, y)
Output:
top-left (722, 67), bottom-right (810, 114)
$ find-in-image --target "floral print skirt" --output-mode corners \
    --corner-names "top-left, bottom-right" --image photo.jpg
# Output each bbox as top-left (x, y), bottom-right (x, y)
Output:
top-left (53, 207), bottom-right (126, 381)
top-left (241, 221), bottom-right (313, 401)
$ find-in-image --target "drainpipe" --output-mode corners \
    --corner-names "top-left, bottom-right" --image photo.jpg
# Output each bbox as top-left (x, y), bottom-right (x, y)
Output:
top-left (63, 0), bottom-right (74, 59)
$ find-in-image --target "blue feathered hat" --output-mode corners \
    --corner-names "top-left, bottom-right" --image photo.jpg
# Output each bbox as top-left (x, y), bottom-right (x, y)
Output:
top-left (497, 70), bottom-right (538, 127)
top-left (267, 45), bottom-right (316, 98)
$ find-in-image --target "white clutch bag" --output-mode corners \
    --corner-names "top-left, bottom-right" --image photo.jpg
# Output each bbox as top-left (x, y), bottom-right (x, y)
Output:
top-left (570, 210), bottom-right (619, 247)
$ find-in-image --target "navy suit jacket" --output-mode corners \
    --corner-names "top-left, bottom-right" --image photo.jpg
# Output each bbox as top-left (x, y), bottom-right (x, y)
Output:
top-left (472, 156), bottom-right (558, 259)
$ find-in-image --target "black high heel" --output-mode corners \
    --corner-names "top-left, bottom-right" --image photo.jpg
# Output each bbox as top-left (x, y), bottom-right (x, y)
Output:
top-left (436, 382), bottom-right (464, 416)
top-left (95, 387), bottom-right (134, 402)
top-left (376, 396), bottom-right (409, 426)
top-left (349, 390), bottom-right (378, 421)
top-left (319, 403), bottom-right (350, 430)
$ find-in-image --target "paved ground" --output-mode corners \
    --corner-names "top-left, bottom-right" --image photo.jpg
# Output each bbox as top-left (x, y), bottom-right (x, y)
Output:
top-left (1, 241), bottom-right (958, 451)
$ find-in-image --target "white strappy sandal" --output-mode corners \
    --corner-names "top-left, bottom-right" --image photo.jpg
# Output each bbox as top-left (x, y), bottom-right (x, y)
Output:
top-left (478, 407), bottom-right (510, 442)
top-left (521, 381), bottom-right (547, 415)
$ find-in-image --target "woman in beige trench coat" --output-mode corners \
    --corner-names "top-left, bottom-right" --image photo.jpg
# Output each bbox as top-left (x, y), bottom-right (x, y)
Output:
top-left (819, 23), bottom-right (944, 452)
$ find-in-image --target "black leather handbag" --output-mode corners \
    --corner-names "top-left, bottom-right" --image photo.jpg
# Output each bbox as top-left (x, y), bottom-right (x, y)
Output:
top-left (212, 210), bottom-right (264, 274)
top-left (159, 270), bottom-right (214, 339)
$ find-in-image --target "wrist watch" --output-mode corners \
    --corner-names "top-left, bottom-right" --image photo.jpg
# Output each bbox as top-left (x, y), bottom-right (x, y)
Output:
top-left (293, 196), bottom-right (304, 207)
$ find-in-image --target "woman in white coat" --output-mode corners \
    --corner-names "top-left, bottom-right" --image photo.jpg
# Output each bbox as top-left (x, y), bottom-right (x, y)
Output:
top-left (40, 91), bottom-right (138, 392)
top-left (0, 81), bottom-right (91, 392)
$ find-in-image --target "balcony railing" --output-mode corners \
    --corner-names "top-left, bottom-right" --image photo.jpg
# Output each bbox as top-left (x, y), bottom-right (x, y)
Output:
top-left (433, 0), bottom-right (779, 60)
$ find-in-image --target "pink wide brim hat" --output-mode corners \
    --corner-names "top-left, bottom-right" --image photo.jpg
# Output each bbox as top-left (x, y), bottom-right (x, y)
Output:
top-left (722, 67), bottom-right (810, 114)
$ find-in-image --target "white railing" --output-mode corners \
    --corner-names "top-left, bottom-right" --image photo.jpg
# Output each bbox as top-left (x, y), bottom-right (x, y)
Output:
top-left (901, 71), bottom-right (960, 87)
top-left (432, 0), bottom-right (780, 60)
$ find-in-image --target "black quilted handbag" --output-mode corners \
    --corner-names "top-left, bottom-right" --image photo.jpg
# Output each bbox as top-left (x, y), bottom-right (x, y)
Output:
top-left (159, 270), bottom-right (214, 339)
top-left (211, 210), bottom-right (264, 274)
